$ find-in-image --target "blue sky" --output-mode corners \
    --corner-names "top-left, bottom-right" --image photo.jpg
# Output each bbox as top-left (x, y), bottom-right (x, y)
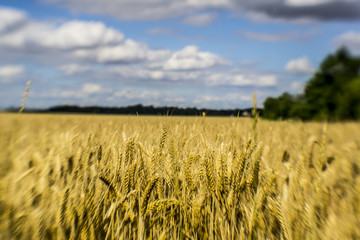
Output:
top-left (0, 0), bottom-right (359, 109)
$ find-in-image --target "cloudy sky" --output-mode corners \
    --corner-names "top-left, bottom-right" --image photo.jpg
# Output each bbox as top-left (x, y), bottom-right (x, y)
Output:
top-left (0, 0), bottom-right (359, 109)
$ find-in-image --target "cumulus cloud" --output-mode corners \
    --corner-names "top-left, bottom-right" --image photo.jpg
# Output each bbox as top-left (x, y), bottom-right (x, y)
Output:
top-left (146, 49), bottom-right (173, 68)
top-left (0, 65), bottom-right (24, 77)
top-left (41, 21), bottom-right (125, 49)
top-left (182, 12), bottom-right (218, 26)
top-left (107, 65), bottom-right (203, 81)
top-left (0, 7), bottom-right (27, 34)
top-left (0, 7), bottom-right (227, 69)
top-left (285, 56), bottom-right (315, 74)
top-left (41, 0), bottom-right (360, 22)
top-left (335, 31), bottom-right (360, 54)
top-left (0, 15), bottom-right (125, 50)
top-left (82, 61), bottom-right (278, 89)
top-left (73, 40), bottom-right (148, 63)
top-left (107, 66), bottom-right (165, 80)
top-left (0, 5), bottom-right (289, 109)
top-left (163, 46), bottom-right (228, 70)
top-left (111, 88), bottom-right (252, 109)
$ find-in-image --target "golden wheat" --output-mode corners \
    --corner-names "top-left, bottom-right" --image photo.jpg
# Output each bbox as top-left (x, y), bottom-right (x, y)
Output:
top-left (0, 113), bottom-right (359, 239)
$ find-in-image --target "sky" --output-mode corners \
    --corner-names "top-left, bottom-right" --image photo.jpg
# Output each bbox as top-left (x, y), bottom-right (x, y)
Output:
top-left (0, 0), bottom-right (359, 109)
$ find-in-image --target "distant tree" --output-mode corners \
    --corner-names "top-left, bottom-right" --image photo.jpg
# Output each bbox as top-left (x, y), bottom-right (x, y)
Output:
top-left (288, 95), bottom-right (312, 120)
top-left (263, 93), bottom-right (294, 120)
top-left (264, 47), bottom-right (360, 121)
top-left (304, 47), bottom-right (360, 120)
top-left (336, 77), bottom-right (360, 119)
top-left (263, 97), bottom-right (280, 120)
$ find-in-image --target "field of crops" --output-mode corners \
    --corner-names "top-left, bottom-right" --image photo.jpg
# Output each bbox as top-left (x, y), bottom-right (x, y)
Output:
top-left (0, 113), bottom-right (359, 239)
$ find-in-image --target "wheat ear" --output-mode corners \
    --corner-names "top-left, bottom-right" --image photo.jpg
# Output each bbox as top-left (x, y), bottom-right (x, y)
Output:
top-left (141, 177), bottom-right (159, 216)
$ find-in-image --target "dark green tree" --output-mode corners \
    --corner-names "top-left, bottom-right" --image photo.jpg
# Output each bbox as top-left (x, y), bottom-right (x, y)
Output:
top-left (336, 77), bottom-right (360, 119)
top-left (263, 47), bottom-right (360, 121)
top-left (304, 47), bottom-right (360, 120)
top-left (263, 93), bottom-right (294, 120)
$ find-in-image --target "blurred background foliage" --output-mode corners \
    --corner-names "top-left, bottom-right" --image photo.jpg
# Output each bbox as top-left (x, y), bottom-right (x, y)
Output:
top-left (264, 47), bottom-right (360, 121)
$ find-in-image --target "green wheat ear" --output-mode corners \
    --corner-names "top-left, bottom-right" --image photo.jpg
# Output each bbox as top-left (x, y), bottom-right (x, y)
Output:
top-left (19, 80), bottom-right (31, 113)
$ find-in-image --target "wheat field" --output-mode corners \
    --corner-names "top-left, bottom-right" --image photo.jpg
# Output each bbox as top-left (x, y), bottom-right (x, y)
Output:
top-left (0, 113), bottom-right (359, 239)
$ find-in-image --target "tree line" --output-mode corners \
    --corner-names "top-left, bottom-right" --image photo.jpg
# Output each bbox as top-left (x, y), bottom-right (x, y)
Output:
top-left (20, 104), bottom-right (262, 117)
top-left (263, 47), bottom-right (360, 121)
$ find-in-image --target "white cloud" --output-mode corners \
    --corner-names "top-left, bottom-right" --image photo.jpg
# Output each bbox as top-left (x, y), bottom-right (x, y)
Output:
top-left (335, 31), bottom-right (360, 54)
top-left (103, 62), bottom-right (279, 87)
top-left (206, 73), bottom-right (278, 86)
top-left (41, 21), bottom-right (125, 49)
top-left (82, 83), bottom-right (101, 94)
top-left (165, 71), bottom-right (203, 81)
top-left (0, 8), bottom-right (176, 65)
top-left (0, 8), bottom-right (34, 48)
top-left (182, 12), bottom-right (218, 26)
top-left (0, 7), bottom-right (27, 34)
top-left (0, 65), bottom-right (24, 77)
top-left (149, 71), bottom-right (165, 80)
top-left (285, 56), bottom-right (315, 74)
top-left (146, 49), bottom-right (173, 68)
top-left (107, 65), bottom-right (202, 81)
top-left (73, 39), bottom-right (148, 63)
top-left (106, 66), bottom-right (167, 80)
top-left (0, 5), bottom-right (288, 109)
top-left (163, 45), bottom-right (228, 70)
top-left (0, 7), bottom-right (125, 50)
top-left (0, 7), bottom-right (199, 67)
top-left (99, 45), bottom-right (227, 74)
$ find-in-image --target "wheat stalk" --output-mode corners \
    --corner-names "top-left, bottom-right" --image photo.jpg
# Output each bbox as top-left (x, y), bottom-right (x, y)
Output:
top-left (18, 80), bottom-right (31, 113)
